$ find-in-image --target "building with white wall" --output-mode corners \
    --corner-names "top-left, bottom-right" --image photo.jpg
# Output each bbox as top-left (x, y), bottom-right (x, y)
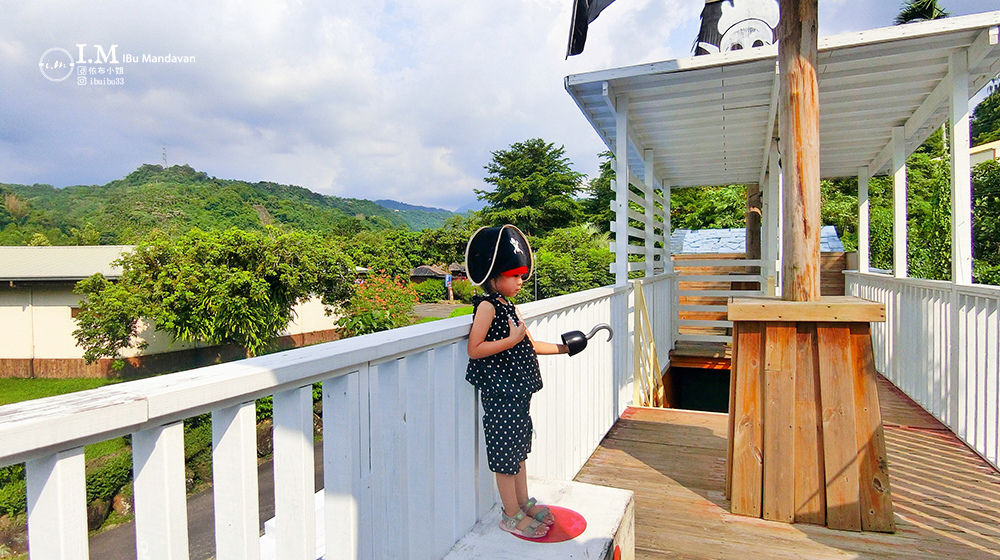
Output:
top-left (0, 245), bottom-right (340, 378)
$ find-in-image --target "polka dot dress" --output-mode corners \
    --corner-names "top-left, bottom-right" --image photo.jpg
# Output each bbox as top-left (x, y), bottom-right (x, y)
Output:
top-left (466, 292), bottom-right (542, 475)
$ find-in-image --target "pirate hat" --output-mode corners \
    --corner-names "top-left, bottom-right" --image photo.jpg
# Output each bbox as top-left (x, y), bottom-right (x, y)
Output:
top-left (464, 225), bottom-right (533, 286)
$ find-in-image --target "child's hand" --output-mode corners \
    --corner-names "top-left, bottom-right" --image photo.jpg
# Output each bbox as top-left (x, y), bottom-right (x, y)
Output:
top-left (507, 317), bottom-right (527, 345)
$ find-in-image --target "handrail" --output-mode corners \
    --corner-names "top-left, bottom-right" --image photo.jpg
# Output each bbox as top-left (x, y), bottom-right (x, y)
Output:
top-left (0, 283), bottom-right (641, 560)
top-left (846, 271), bottom-right (1000, 471)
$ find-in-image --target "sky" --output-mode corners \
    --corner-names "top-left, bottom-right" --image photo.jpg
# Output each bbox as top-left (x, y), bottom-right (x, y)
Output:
top-left (0, 1), bottom-right (994, 212)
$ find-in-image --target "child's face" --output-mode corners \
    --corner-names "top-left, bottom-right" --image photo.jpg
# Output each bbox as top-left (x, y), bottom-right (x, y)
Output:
top-left (492, 273), bottom-right (524, 298)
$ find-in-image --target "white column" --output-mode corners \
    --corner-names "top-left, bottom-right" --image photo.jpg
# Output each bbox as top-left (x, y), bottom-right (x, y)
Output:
top-left (615, 95), bottom-right (630, 286)
top-left (643, 148), bottom-right (656, 277)
top-left (133, 422), bottom-right (190, 560)
top-left (664, 182), bottom-right (673, 274)
top-left (767, 140), bottom-right (782, 295)
top-left (26, 448), bottom-right (88, 560)
top-left (892, 126), bottom-right (908, 279)
top-left (212, 402), bottom-right (260, 560)
top-left (858, 166), bottom-right (870, 273)
top-left (950, 51), bottom-right (973, 285)
top-left (273, 385), bottom-right (317, 560)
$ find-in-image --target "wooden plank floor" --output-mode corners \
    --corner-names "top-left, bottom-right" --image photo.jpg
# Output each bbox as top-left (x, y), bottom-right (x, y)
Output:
top-left (575, 376), bottom-right (1000, 559)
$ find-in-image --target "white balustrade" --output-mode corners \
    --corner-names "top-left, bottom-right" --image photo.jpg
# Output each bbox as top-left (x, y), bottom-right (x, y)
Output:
top-left (0, 283), bottom-right (642, 560)
top-left (847, 271), bottom-right (1000, 471)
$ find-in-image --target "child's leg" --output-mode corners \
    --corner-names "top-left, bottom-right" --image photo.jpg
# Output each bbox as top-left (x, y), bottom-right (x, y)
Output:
top-left (515, 462), bottom-right (555, 525)
top-left (496, 472), bottom-right (547, 535)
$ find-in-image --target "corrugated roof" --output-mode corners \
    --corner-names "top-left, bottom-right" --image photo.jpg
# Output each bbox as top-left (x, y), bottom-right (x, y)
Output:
top-left (671, 225), bottom-right (844, 254)
top-left (0, 245), bottom-right (134, 281)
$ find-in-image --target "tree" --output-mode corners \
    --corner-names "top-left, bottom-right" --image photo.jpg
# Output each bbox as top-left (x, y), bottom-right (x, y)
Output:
top-left (971, 84), bottom-right (1000, 147)
top-left (531, 225), bottom-right (614, 300)
top-left (477, 138), bottom-right (583, 236)
top-left (74, 227), bottom-right (355, 364)
top-left (580, 152), bottom-right (615, 233)
top-left (671, 186), bottom-right (747, 230)
top-left (894, 0), bottom-right (948, 25)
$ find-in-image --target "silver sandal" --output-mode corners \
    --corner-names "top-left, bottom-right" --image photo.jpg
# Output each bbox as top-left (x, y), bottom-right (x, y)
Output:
top-left (521, 497), bottom-right (554, 526)
top-left (500, 509), bottom-right (548, 539)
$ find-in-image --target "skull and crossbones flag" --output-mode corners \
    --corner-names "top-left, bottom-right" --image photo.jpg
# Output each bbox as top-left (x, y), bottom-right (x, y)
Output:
top-left (566, 0), bottom-right (617, 57)
top-left (695, 0), bottom-right (779, 55)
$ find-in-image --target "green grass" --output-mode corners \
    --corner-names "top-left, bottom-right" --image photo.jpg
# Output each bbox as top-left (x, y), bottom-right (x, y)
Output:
top-left (0, 378), bottom-right (120, 407)
top-left (448, 306), bottom-right (473, 317)
top-left (84, 438), bottom-right (128, 462)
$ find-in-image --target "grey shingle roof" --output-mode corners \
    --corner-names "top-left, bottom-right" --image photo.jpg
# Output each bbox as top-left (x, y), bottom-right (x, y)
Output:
top-left (671, 226), bottom-right (844, 254)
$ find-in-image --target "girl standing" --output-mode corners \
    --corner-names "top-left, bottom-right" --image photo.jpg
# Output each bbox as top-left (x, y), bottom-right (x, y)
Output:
top-left (464, 225), bottom-right (568, 539)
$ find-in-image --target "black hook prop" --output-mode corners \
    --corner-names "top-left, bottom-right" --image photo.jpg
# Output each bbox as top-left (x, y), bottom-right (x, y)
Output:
top-left (562, 323), bottom-right (614, 356)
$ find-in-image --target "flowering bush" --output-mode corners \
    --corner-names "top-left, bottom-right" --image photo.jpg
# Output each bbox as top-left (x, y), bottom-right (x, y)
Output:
top-left (337, 274), bottom-right (419, 336)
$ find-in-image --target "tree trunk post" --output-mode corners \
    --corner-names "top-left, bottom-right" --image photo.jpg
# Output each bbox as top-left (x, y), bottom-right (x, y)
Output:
top-left (778, 0), bottom-right (821, 302)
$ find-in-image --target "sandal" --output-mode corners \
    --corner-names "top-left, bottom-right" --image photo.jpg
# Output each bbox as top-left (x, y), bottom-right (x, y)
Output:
top-left (500, 509), bottom-right (548, 539)
top-left (521, 497), bottom-right (555, 526)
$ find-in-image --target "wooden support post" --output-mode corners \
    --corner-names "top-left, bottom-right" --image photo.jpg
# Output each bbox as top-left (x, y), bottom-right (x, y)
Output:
top-left (950, 50), bottom-right (973, 285)
top-left (615, 95), bottom-right (630, 286)
top-left (644, 148), bottom-right (656, 277)
top-left (728, 297), bottom-right (894, 532)
top-left (857, 167), bottom-right (870, 274)
top-left (778, 0), bottom-right (821, 302)
top-left (892, 127), bottom-right (907, 279)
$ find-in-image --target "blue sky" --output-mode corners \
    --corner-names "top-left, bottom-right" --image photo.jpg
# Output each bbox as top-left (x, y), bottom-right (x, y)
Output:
top-left (0, 1), bottom-right (993, 211)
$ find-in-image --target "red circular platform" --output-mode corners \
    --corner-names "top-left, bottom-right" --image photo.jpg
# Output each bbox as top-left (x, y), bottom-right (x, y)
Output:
top-left (512, 505), bottom-right (587, 543)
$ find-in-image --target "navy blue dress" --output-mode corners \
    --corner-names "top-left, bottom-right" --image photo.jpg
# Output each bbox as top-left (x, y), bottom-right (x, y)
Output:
top-left (466, 292), bottom-right (543, 474)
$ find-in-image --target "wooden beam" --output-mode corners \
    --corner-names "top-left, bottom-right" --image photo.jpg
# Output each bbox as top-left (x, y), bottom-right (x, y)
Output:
top-left (778, 0), bottom-right (821, 302)
top-left (728, 296), bottom-right (885, 323)
top-left (793, 323), bottom-right (825, 525)
top-left (730, 321), bottom-right (764, 517)
top-left (816, 324), bottom-right (862, 532)
top-left (762, 322), bottom-right (796, 522)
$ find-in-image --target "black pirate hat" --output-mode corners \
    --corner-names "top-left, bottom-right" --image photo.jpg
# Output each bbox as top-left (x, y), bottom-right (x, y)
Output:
top-left (464, 225), bottom-right (533, 286)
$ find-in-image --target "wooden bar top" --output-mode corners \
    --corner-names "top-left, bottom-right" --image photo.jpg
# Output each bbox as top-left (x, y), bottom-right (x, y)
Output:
top-left (727, 296), bottom-right (885, 323)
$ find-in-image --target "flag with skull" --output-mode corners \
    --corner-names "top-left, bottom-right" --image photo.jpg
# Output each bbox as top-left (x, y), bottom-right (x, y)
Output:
top-left (695, 0), bottom-right (780, 55)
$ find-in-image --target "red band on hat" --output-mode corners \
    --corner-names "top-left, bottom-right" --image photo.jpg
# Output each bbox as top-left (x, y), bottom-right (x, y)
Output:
top-left (501, 266), bottom-right (528, 276)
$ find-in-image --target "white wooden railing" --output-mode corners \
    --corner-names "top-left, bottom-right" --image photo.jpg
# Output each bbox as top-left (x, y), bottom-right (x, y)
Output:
top-left (0, 284), bottom-right (639, 560)
top-left (846, 271), bottom-right (1000, 471)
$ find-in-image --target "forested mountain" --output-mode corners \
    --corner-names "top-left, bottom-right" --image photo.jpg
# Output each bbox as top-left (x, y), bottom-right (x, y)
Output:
top-left (0, 164), bottom-right (453, 245)
top-left (374, 199), bottom-right (455, 231)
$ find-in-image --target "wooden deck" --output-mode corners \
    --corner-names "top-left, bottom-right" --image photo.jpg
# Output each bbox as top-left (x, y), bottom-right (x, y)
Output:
top-left (575, 376), bottom-right (1000, 559)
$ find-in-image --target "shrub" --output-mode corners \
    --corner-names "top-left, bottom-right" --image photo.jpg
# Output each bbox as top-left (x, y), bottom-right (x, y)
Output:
top-left (413, 279), bottom-right (446, 303)
top-left (336, 274), bottom-right (419, 336)
top-left (0, 480), bottom-right (26, 517)
top-left (450, 279), bottom-right (478, 303)
top-left (86, 451), bottom-right (132, 504)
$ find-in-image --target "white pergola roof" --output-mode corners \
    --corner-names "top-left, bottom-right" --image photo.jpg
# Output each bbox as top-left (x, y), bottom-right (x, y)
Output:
top-left (565, 11), bottom-right (1000, 188)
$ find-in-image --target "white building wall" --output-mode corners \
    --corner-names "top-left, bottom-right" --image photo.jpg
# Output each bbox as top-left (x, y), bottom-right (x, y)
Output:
top-left (0, 285), bottom-right (339, 361)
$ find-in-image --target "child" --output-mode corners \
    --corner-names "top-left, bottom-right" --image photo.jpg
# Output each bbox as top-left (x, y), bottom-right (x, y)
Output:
top-left (464, 225), bottom-right (569, 539)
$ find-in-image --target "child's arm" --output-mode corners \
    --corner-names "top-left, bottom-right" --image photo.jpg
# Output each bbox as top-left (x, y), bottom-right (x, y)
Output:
top-left (515, 309), bottom-right (569, 355)
top-left (467, 301), bottom-right (528, 360)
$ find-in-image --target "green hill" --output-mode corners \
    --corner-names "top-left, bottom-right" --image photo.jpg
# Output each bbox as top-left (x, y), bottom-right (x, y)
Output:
top-left (0, 164), bottom-right (452, 245)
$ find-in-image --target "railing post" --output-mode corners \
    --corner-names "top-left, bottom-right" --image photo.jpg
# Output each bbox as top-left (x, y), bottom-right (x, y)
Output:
top-left (273, 385), bottom-right (317, 560)
top-left (26, 449), bottom-right (88, 560)
top-left (324, 372), bottom-right (360, 560)
top-left (133, 422), bottom-right (190, 560)
top-left (212, 402), bottom-right (260, 560)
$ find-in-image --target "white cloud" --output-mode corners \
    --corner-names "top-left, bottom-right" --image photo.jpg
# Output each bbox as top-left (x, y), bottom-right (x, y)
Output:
top-left (0, 0), bottom-right (995, 210)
